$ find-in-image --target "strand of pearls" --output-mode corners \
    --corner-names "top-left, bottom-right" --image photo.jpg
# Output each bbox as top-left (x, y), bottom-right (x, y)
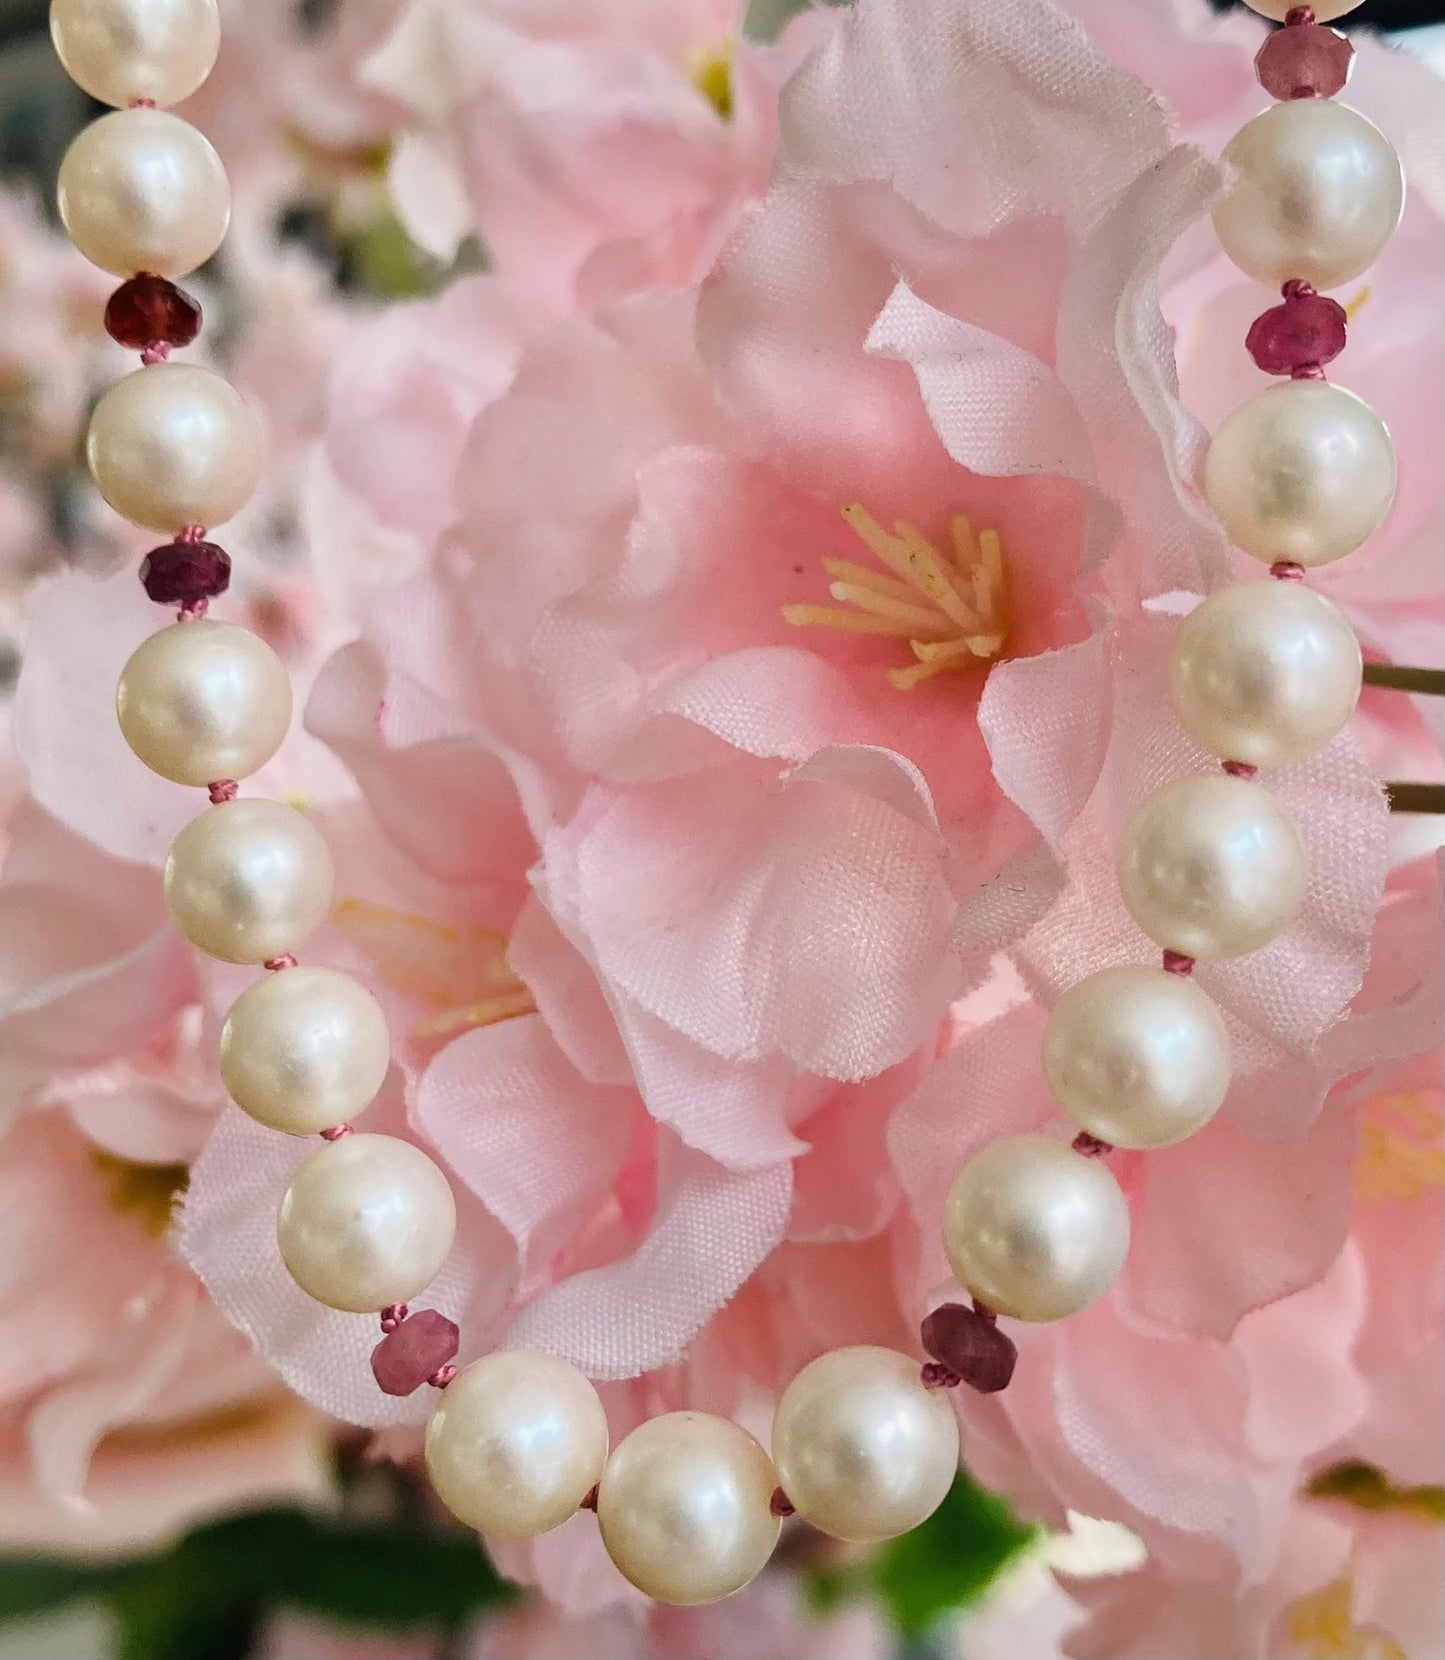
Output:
top-left (55, 0), bottom-right (1394, 1607)
top-left (53, 0), bottom-right (462, 1451)
top-left (51, 0), bottom-right (965, 1603)
top-left (932, 0), bottom-right (1392, 1386)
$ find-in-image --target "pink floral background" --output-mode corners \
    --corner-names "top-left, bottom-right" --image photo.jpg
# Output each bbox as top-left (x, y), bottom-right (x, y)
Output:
top-left (1, 0), bottom-right (1441, 1656)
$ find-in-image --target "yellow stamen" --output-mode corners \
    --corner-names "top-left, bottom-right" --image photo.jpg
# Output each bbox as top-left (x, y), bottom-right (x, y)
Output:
top-left (690, 40), bottom-right (735, 121)
top-left (787, 503), bottom-right (1011, 688)
top-left (1354, 1091), bottom-right (1444, 1204)
top-left (333, 898), bottom-right (535, 1042)
top-left (94, 1152), bottom-right (188, 1240)
top-left (1344, 284), bottom-right (1372, 323)
top-left (1286, 1579), bottom-right (1408, 1660)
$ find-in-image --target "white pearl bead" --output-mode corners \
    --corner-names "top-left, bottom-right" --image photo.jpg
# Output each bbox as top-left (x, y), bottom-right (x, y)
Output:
top-left (220, 967), bottom-right (390, 1135)
top-left (1203, 382), bottom-right (1395, 570)
top-left (425, 1352), bottom-right (609, 1539)
top-left (770, 1347), bottom-right (958, 1543)
top-left (1043, 966), bottom-right (1231, 1150)
top-left (1171, 583), bottom-right (1362, 769)
top-left (116, 620), bottom-right (291, 787)
top-left (1117, 775), bottom-right (1308, 960)
top-left (51, 0), bottom-right (221, 108)
top-left (597, 1413), bottom-right (779, 1606)
top-left (1241, 0), bottom-right (1363, 21)
top-left (87, 364), bottom-right (262, 534)
top-left (163, 797), bottom-right (333, 965)
top-left (1213, 101), bottom-right (1403, 292)
top-left (942, 1134), bottom-right (1130, 1323)
top-left (277, 1133), bottom-right (456, 1314)
top-left (57, 108), bottom-right (230, 278)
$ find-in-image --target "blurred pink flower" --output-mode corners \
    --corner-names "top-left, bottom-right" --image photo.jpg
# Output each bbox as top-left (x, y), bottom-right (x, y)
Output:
top-left (469, 1571), bottom-right (890, 1660)
top-left (0, 836), bottom-right (329, 1554)
top-left (362, 0), bottom-right (825, 306)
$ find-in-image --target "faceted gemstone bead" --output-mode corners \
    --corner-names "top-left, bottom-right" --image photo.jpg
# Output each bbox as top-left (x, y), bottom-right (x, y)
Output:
top-left (1245, 287), bottom-right (1348, 377)
top-left (1255, 23), bottom-right (1353, 102)
top-left (920, 1301), bottom-right (1017, 1395)
top-left (138, 539), bottom-right (231, 605)
top-left (105, 273), bottom-right (203, 350)
top-left (370, 1309), bottom-right (460, 1397)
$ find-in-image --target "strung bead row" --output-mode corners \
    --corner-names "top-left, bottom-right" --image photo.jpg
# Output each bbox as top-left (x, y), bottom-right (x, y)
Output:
top-left (932, 0), bottom-right (1393, 1360)
top-left (53, 0), bottom-right (972, 1605)
top-left (56, 0), bottom-right (462, 1392)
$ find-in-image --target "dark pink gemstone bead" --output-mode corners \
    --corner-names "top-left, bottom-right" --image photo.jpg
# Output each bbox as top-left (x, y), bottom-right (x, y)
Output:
top-left (1246, 288), bottom-right (1348, 377)
top-left (920, 1302), bottom-right (1017, 1395)
top-left (370, 1309), bottom-right (460, 1397)
top-left (138, 539), bottom-right (231, 606)
top-left (105, 274), bottom-right (202, 351)
top-left (1255, 23), bottom-right (1353, 102)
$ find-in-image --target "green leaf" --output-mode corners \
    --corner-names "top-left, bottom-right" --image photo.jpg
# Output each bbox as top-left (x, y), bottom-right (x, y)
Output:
top-left (0, 1503), bottom-right (518, 1659)
top-left (869, 1471), bottom-right (1038, 1640)
top-left (0, 1558), bottom-right (126, 1623)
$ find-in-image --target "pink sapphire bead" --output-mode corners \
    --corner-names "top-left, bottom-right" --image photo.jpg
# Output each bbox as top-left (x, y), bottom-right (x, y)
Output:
top-left (920, 1302), bottom-right (1017, 1395)
top-left (370, 1309), bottom-right (460, 1397)
top-left (1255, 23), bottom-right (1353, 101)
top-left (105, 273), bottom-right (203, 351)
top-left (1246, 286), bottom-right (1348, 377)
top-left (138, 539), bottom-right (231, 606)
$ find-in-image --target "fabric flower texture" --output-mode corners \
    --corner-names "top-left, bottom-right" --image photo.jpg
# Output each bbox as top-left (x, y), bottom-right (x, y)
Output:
top-left (19, 0), bottom-right (1410, 1640)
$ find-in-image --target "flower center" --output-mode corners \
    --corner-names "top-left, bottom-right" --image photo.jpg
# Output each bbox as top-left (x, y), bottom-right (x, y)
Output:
top-left (332, 898), bottom-right (536, 1042)
top-left (93, 1152), bottom-right (189, 1239)
top-left (691, 40), bottom-right (735, 121)
top-left (1354, 1090), bottom-right (1444, 1204)
top-left (782, 504), bottom-right (1010, 690)
top-left (1285, 1579), bottom-right (1408, 1660)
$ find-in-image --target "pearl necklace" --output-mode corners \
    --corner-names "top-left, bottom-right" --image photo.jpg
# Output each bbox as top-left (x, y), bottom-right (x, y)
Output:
top-left (51, 0), bottom-right (1400, 1607)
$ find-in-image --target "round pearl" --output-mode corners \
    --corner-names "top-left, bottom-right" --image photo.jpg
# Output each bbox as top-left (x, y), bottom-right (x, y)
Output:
top-left (597, 1413), bottom-right (779, 1606)
top-left (219, 967), bottom-right (390, 1135)
top-left (163, 797), bottom-right (333, 965)
top-left (116, 620), bottom-right (291, 787)
top-left (942, 1134), bottom-right (1130, 1323)
top-left (425, 1352), bottom-right (609, 1539)
top-left (1043, 966), bottom-right (1231, 1150)
top-left (1241, 0), bottom-right (1363, 21)
top-left (277, 1133), bottom-right (456, 1314)
top-left (1213, 101), bottom-right (1403, 292)
top-left (57, 108), bottom-right (230, 279)
top-left (87, 364), bottom-right (262, 534)
top-left (770, 1347), bottom-right (958, 1543)
top-left (1171, 583), bottom-right (1362, 769)
top-left (1203, 382), bottom-right (1395, 570)
top-left (51, 0), bottom-right (221, 108)
top-left (1117, 775), bottom-right (1308, 960)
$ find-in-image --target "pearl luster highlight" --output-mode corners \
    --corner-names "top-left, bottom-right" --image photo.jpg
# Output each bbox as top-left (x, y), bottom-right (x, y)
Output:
top-left (220, 967), bottom-right (390, 1135)
top-left (116, 619), bottom-right (291, 786)
top-left (597, 1413), bottom-right (779, 1606)
top-left (1118, 774), bottom-right (1308, 960)
top-left (1170, 582), bottom-right (1362, 769)
top-left (770, 1347), bottom-right (959, 1542)
top-left (942, 1135), bottom-right (1130, 1323)
top-left (425, 1352), bottom-right (609, 1539)
top-left (1044, 966), bottom-right (1231, 1150)
top-left (163, 797), bottom-right (334, 964)
top-left (276, 1133), bottom-right (456, 1313)
top-left (87, 363), bottom-right (262, 534)
top-left (1213, 100), bottom-right (1403, 291)
top-left (1204, 382), bottom-right (1395, 571)
top-left (57, 108), bottom-right (230, 279)
top-left (50, 0), bottom-right (221, 108)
